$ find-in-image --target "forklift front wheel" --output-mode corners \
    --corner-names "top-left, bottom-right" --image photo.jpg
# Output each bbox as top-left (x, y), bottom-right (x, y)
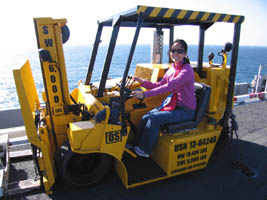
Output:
top-left (58, 144), bottom-right (113, 188)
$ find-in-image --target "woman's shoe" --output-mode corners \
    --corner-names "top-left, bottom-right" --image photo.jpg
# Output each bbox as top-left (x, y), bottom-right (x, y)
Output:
top-left (134, 146), bottom-right (150, 158)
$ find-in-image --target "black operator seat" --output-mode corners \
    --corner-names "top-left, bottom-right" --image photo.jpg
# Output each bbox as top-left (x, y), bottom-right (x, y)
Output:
top-left (162, 82), bottom-right (211, 134)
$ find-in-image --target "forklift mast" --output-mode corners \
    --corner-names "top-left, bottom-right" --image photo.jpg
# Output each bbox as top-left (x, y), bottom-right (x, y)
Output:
top-left (34, 18), bottom-right (70, 115)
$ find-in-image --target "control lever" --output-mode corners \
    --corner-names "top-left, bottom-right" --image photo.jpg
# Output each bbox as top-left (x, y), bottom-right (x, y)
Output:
top-left (125, 76), bottom-right (132, 88)
top-left (128, 78), bottom-right (136, 89)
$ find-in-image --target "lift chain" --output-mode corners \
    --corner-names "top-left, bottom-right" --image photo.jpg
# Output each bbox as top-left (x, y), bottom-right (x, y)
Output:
top-left (31, 143), bottom-right (43, 185)
top-left (31, 112), bottom-right (43, 185)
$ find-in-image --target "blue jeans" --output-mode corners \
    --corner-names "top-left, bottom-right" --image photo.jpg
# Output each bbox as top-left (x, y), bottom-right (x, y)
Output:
top-left (136, 107), bottom-right (195, 155)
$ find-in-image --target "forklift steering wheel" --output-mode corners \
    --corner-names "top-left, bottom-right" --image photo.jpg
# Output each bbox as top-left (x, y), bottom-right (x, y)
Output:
top-left (122, 87), bottom-right (133, 100)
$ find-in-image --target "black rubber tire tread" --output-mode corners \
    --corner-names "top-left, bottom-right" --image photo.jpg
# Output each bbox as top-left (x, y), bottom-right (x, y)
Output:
top-left (57, 141), bottom-right (113, 188)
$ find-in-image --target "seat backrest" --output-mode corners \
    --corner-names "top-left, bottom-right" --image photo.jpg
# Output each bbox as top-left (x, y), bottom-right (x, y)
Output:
top-left (194, 82), bottom-right (211, 125)
top-left (162, 82), bottom-right (211, 134)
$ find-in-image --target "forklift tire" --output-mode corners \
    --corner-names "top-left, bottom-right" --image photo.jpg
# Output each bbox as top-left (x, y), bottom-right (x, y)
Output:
top-left (58, 142), bottom-right (113, 188)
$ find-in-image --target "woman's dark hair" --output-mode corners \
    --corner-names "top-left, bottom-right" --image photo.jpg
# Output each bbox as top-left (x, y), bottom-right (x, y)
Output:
top-left (168, 39), bottom-right (190, 64)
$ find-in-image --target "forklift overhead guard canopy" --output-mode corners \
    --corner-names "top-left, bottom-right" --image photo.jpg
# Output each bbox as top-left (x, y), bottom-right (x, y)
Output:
top-left (99, 5), bottom-right (245, 27)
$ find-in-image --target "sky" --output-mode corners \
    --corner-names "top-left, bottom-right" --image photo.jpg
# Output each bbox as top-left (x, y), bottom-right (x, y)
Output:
top-left (0, 0), bottom-right (266, 53)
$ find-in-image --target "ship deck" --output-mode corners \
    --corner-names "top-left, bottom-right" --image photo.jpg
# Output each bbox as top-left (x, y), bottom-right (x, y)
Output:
top-left (5, 100), bottom-right (267, 200)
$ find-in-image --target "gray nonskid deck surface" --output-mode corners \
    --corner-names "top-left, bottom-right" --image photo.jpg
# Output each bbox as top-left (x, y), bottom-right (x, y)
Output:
top-left (7, 101), bottom-right (267, 200)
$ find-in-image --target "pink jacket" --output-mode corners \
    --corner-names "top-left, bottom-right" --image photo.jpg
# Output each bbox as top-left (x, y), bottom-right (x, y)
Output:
top-left (142, 63), bottom-right (196, 110)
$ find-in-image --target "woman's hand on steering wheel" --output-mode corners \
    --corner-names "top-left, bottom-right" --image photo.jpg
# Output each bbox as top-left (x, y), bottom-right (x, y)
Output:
top-left (131, 90), bottom-right (145, 101)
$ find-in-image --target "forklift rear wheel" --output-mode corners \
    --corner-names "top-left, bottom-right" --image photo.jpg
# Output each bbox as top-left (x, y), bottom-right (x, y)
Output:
top-left (58, 143), bottom-right (113, 188)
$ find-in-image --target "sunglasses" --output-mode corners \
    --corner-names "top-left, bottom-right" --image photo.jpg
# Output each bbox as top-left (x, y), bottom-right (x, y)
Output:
top-left (171, 49), bottom-right (185, 54)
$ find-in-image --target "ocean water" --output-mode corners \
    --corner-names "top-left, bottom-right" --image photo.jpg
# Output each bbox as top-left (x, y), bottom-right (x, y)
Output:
top-left (1, 45), bottom-right (267, 110)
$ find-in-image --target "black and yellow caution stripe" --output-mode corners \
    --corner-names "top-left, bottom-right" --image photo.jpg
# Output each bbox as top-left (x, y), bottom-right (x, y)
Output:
top-left (137, 5), bottom-right (244, 24)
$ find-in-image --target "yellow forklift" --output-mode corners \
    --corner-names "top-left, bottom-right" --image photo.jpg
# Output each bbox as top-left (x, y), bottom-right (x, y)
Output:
top-left (13, 5), bottom-right (244, 194)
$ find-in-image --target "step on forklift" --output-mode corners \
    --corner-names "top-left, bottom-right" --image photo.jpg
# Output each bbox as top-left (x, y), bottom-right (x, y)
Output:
top-left (13, 5), bottom-right (244, 194)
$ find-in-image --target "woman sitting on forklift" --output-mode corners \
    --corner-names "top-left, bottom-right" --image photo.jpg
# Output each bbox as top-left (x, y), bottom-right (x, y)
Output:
top-left (132, 39), bottom-right (196, 157)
